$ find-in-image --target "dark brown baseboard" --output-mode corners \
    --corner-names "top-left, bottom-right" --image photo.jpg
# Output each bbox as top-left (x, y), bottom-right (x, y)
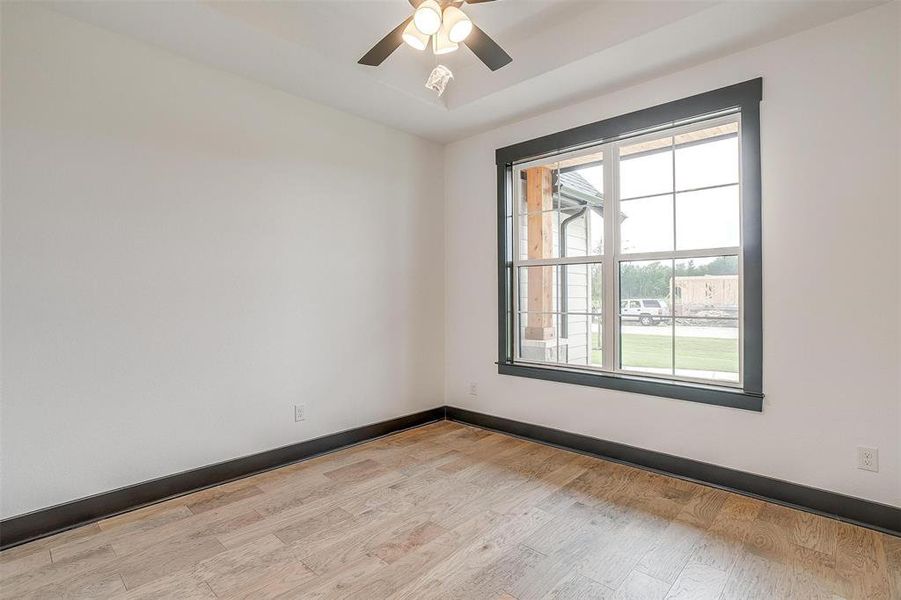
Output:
top-left (446, 406), bottom-right (900, 537)
top-left (2, 404), bottom-right (897, 552)
top-left (0, 407), bottom-right (445, 550)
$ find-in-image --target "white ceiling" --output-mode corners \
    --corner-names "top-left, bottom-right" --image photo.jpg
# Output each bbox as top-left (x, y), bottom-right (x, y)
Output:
top-left (48, 0), bottom-right (880, 143)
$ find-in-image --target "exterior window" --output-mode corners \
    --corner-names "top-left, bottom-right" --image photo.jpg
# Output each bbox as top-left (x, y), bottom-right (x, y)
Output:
top-left (497, 80), bottom-right (763, 410)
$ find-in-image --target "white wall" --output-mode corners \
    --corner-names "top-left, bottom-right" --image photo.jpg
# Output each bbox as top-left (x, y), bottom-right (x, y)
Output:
top-left (2, 2), bottom-right (899, 522)
top-left (0, 4), bottom-right (444, 519)
top-left (445, 3), bottom-right (901, 507)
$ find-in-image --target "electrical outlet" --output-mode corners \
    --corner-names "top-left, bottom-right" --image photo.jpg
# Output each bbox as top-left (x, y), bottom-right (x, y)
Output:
top-left (468, 382), bottom-right (478, 397)
top-left (294, 404), bottom-right (306, 422)
top-left (857, 446), bottom-right (878, 472)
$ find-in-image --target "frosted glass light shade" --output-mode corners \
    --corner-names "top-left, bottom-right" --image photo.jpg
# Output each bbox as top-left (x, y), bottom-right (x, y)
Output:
top-left (413, 0), bottom-right (442, 36)
top-left (402, 20), bottom-right (429, 50)
top-left (443, 6), bottom-right (472, 43)
top-left (432, 24), bottom-right (458, 55)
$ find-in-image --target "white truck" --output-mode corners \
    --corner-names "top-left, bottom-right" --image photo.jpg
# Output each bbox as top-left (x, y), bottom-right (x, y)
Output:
top-left (620, 299), bottom-right (668, 326)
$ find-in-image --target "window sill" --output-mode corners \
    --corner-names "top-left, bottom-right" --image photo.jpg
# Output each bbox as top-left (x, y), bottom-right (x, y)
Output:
top-left (497, 362), bottom-right (763, 411)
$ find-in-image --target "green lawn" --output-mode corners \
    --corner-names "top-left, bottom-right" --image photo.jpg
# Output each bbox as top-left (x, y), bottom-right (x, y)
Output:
top-left (591, 333), bottom-right (738, 374)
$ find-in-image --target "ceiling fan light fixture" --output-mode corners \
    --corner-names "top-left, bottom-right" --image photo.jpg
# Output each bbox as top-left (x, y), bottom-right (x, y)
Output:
top-left (413, 0), bottom-right (442, 36)
top-left (432, 24), bottom-right (459, 55)
top-left (402, 20), bottom-right (429, 51)
top-left (443, 6), bottom-right (472, 43)
top-left (426, 64), bottom-right (453, 96)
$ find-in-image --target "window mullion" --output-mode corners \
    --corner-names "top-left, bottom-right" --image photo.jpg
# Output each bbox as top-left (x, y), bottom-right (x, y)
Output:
top-left (603, 143), bottom-right (618, 372)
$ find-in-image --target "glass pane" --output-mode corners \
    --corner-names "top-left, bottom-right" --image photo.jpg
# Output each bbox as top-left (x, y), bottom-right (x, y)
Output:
top-left (517, 162), bottom-right (559, 215)
top-left (675, 318), bottom-right (739, 382)
top-left (561, 313), bottom-right (602, 367)
top-left (619, 194), bottom-right (674, 254)
top-left (560, 208), bottom-right (588, 257)
top-left (560, 263), bottom-right (601, 314)
top-left (517, 160), bottom-right (562, 261)
top-left (619, 260), bottom-right (673, 314)
top-left (518, 210), bottom-right (560, 261)
top-left (558, 149), bottom-right (604, 205)
top-left (619, 259), bottom-right (673, 375)
top-left (518, 265), bottom-right (558, 314)
top-left (518, 312), bottom-right (561, 364)
top-left (676, 185), bottom-right (739, 251)
top-left (590, 314), bottom-right (603, 367)
top-left (673, 256), bottom-right (739, 318)
top-left (675, 122), bottom-right (739, 191)
top-left (588, 209), bottom-right (603, 256)
top-left (621, 317), bottom-right (673, 376)
top-left (558, 150), bottom-right (604, 256)
top-left (620, 136), bottom-right (673, 200)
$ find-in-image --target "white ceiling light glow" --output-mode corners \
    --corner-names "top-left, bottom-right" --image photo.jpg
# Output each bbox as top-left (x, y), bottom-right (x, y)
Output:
top-left (432, 23), bottom-right (458, 55)
top-left (442, 6), bottom-right (472, 43)
top-left (413, 0), bottom-right (442, 36)
top-left (402, 20), bottom-right (429, 50)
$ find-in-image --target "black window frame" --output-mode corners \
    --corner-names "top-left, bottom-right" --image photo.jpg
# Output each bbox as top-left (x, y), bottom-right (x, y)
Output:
top-left (496, 79), bottom-right (764, 411)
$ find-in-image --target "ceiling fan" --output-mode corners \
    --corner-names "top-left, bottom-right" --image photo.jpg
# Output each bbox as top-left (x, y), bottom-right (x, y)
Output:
top-left (358, 0), bottom-right (512, 72)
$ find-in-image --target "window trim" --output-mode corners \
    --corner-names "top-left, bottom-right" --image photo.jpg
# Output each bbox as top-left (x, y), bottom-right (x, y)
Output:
top-left (496, 79), bottom-right (763, 412)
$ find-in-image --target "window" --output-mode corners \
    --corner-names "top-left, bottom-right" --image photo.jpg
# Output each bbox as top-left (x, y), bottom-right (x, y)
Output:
top-left (496, 80), bottom-right (763, 411)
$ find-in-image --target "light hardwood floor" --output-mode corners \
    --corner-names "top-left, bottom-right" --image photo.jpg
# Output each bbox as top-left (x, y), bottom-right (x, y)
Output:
top-left (1, 421), bottom-right (899, 599)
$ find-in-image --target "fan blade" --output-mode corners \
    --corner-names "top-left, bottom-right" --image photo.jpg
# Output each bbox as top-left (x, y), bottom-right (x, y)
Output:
top-left (358, 17), bottom-right (412, 66)
top-left (408, 0), bottom-right (423, 6)
top-left (462, 24), bottom-right (512, 71)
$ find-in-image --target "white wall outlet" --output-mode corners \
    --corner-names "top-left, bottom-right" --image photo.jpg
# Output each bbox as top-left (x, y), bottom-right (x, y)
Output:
top-left (857, 446), bottom-right (878, 472)
top-left (294, 404), bottom-right (306, 422)
top-left (468, 382), bottom-right (478, 397)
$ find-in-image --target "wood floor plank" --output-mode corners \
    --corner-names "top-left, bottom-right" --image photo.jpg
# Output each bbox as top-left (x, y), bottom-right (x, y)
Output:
top-left (542, 570), bottom-right (616, 599)
top-left (688, 493), bottom-right (762, 574)
top-left (833, 521), bottom-right (891, 600)
top-left (785, 544), bottom-right (842, 600)
top-left (758, 502), bottom-right (839, 557)
top-left (272, 506), bottom-right (354, 545)
top-left (191, 534), bottom-right (315, 598)
top-left (117, 573), bottom-right (217, 599)
top-left (321, 458), bottom-right (385, 483)
top-left (617, 569), bottom-right (672, 599)
top-left (662, 561), bottom-right (725, 599)
top-left (186, 484), bottom-right (264, 515)
top-left (275, 555), bottom-right (385, 599)
top-left (340, 526), bottom-right (468, 599)
top-left (116, 533), bottom-right (227, 590)
top-left (217, 471), bottom-right (405, 549)
top-left (635, 512), bottom-right (709, 584)
top-left (21, 570), bottom-right (126, 600)
top-left (2, 421), bottom-right (895, 600)
top-left (576, 508), bottom-right (670, 589)
top-left (113, 507), bottom-right (263, 557)
top-left (0, 548), bottom-right (51, 579)
top-left (720, 549), bottom-right (792, 600)
top-left (442, 542), bottom-right (546, 599)
top-left (0, 544), bottom-right (118, 600)
top-left (505, 550), bottom-right (582, 600)
top-left (50, 505), bottom-right (196, 562)
top-left (369, 520), bottom-right (449, 564)
top-left (98, 499), bottom-right (191, 532)
top-left (298, 509), bottom-right (440, 575)
top-left (665, 563), bottom-right (728, 600)
top-left (0, 523), bottom-right (103, 564)
top-left (393, 507), bottom-right (553, 600)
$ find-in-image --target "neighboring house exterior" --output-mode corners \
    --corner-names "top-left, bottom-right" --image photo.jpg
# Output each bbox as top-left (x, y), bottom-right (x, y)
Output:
top-left (673, 274), bottom-right (739, 318)
top-left (518, 170), bottom-right (601, 366)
